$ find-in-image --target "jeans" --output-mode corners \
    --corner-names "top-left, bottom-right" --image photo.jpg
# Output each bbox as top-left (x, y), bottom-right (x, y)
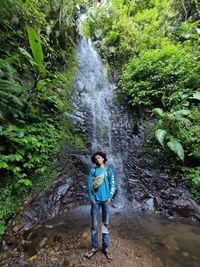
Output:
top-left (90, 200), bottom-right (110, 250)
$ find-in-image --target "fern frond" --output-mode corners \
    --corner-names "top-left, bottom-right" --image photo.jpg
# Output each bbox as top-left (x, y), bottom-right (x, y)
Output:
top-left (0, 90), bottom-right (24, 106)
top-left (174, 109), bottom-right (191, 116)
top-left (0, 80), bottom-right (24, 94)
top-left (152, 108), bottom-right (165, 117)
top-left (190, 91), bottom-right (200, 100)
top-left (167, 137), bottom-right (184, 161)
top-left (171, 109), bottom-right (192, 126)
top-left (176, 117), bottom-right (192, 126)
top-left (155, 129), bottom-right (167, 146)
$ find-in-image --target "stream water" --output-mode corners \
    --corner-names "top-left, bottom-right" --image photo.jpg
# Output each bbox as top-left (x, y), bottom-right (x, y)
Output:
top-left (25, 206), bottom-right (200, 267)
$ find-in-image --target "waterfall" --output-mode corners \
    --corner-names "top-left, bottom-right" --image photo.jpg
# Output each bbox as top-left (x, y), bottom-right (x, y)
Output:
top-left (71, 36), bottom-right (130, 208)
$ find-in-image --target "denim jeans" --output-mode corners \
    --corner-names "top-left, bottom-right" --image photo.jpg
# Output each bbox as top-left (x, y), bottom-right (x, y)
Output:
top-left (90, 200), bottom-right (110, 250)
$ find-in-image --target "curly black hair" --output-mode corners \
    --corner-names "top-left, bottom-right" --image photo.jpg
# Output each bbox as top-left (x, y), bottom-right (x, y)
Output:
top-left (91, 151), bottom-right (108, 164)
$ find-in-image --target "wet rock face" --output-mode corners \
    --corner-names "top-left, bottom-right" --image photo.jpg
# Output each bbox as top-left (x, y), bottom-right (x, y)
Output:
top-left (171, 199), bottom-right (200, 220)
top-left (5, 177), bottom-right (73, 246)
top-left (4, 157), bottom-right (89, 246)
top-left (124, 150), bottom-right (200, 220)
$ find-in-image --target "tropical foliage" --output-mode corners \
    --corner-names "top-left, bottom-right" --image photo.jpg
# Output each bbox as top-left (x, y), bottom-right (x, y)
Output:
top-left (0, 0), bottom-right (87, 236)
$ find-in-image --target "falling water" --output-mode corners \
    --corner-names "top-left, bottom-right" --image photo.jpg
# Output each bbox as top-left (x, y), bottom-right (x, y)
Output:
top-left (71, 35), bottom-right (130, 208)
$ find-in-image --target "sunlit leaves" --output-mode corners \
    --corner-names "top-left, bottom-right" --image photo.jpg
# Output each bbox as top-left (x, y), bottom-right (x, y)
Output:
top-left (18, 178), bottom-right (32, 186)
top-left (27, 26), bottom-right (44, 73)
top-left (120, 46), bottom-right (200, 110)
top-left (152, 108), bottom-right (165, 118)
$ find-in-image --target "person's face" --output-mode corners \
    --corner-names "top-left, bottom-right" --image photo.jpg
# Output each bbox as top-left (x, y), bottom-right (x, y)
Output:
top-left (94, 155), bottom-right (104, 166)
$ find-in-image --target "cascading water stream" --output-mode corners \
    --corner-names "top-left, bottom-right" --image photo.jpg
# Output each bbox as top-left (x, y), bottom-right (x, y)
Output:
top-left (71, 35), bottom-right (129, 208)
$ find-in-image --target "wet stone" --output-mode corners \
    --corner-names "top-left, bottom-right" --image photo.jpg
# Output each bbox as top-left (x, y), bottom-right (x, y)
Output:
top-left (39, 237), bottom-right (48, 248)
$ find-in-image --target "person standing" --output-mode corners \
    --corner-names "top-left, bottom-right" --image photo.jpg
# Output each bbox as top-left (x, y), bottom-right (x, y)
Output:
top-left (85, 151), bottom-right (115, 260)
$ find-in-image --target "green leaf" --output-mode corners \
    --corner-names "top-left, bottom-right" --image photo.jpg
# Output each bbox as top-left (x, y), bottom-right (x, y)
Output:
top-left (12, 166), bottom-right (22, 174)
top-left (27, 26), bottom-right (44, 73)
top-left (18, 179), bottom-right (32, 186)
top-left (0, 162), bottom-right (9, 169)
top-left (190, 91), bottom-right (200, 101)
top-left (167, 138), bottom-right (184, 161)
top-left (4, 154), bottom-right (23, 162)
top-left (0, 224), bottom-right (6, 235)
top-left (18, 132), bottom-right (24, 138)
top-left (181, 22), bottom-right (189, 32)
top-left (176, 117), bottom-right (191, 126)
top-left (155, 129), bottom-right (167, 146)
top-left (18, 47), bottom-right (37, 66)
top-left (171, 110), bottom-right (192, 126)
top-left (36, 80), bottom-right (46, 90)
top-left (152, 108), bottom-right (165, 117)
top-left (174, 109), bottom-right (191, 116)
top-left (23, 162), bottom-right (34, 169)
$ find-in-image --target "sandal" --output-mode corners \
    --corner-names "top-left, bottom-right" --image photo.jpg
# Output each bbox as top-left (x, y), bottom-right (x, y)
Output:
top-left (84, 248), bottom-right (98, 259)
top-left (102, 248), bottom-right (112, 261)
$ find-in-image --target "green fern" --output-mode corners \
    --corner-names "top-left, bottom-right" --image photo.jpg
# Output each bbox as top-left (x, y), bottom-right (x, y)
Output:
top-left (169, 109), bottom-right (192, 126)
top-left (153, 107), bottom-right (192, 160)
top-left (18, 179), bottom-right (32, 186)
top-left (152, 108), bottom-right (165, 117)
top-left (167, 137), bottom-right (184, 161)
top-left (190, 91), bottom-right (200, 101)
top-left (155, 128), bottom-right (166, 146)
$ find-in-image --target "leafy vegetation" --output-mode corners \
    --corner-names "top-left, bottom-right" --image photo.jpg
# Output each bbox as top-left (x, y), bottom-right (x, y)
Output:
top-left (0, 0), bottom-right (88, 237)
top-left (153, 108), bottom-right (192, 161)
top-left (82, 0), bottom-right (200, 198)
top-left (120, 46), bottom-right (200, 111)
top-left (0, 0), bottom-right (199, 238)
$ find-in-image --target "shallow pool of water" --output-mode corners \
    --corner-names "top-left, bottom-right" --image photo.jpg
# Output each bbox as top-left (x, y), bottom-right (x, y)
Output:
top-left (28, 205), bottom-right (200, 267)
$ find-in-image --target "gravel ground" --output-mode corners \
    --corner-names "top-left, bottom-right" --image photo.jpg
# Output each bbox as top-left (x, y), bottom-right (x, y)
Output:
top-left (0, 228), bottom-right (163, 267)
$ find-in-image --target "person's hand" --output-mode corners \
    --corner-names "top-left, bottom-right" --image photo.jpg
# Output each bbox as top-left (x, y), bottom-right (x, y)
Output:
top-left (106, 198), bottom-right (111, 205)
top-left (91, 200), bottom-right (96, 204)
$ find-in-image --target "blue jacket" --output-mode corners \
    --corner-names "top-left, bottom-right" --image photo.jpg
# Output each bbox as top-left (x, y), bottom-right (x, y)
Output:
top-left (87, 167), bottom-right (115, 201)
